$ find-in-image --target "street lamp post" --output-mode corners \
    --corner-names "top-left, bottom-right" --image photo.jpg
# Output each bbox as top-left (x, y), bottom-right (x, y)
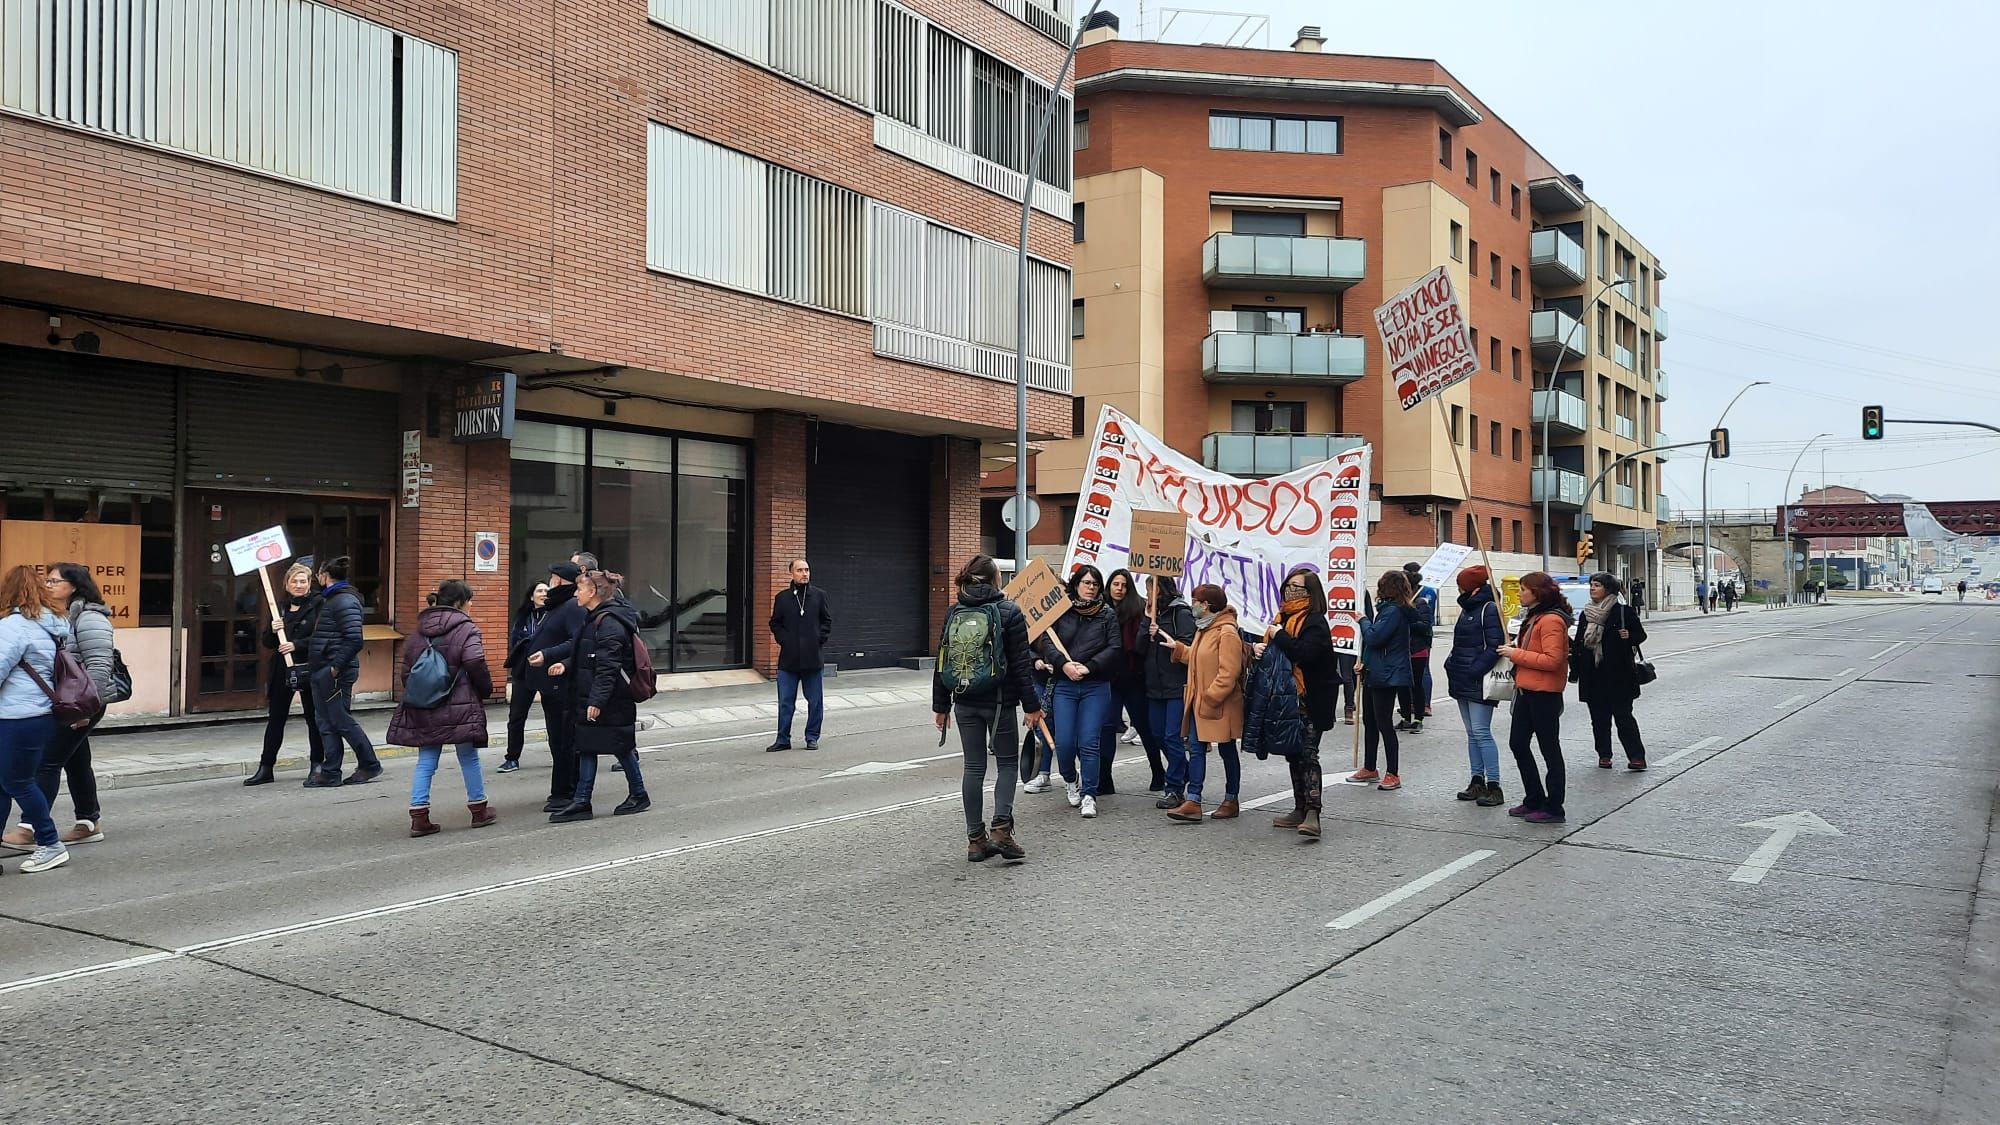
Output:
top-left (1699, 379), bottom-right (1769, 589)
top-left (1780, 433), bottom-right (1830, 606)
top-left (1539, 277), bottom-right (1635, 572)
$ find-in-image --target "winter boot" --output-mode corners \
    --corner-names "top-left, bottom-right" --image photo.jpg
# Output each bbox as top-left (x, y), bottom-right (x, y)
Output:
top-left (1297, 809), bottom-right (1322, 838)
top-left (1272, 805), bottom-right (1306, 829)
top-left (1477, 781), bottom-right (1506, 808)
top-left (967, 832), bottom-right (998, 862)
top-left (409, 807), bottom-right (441, 838)
top-left (468, 801), bottom-right (498, 828)
top-left (1457, 775), bottom-right (1486, 801)
top-left (988, 818), bottom-right (1026, 860)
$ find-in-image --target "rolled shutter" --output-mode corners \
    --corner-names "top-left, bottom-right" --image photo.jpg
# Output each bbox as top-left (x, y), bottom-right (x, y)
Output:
top-left (0, 348), bottom-right (176, 492)
top-left (184, 373), bottom-right (398, 492)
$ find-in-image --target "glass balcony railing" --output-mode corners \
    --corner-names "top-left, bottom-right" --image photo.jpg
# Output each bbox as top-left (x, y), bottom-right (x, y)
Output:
top-left (1530, 308), bottom-right (1586, 359)
top-left (1528, 228), bottom-right (1586, 285)
top-left (1616, 484), bottom-right (1637, 509)
top-left (1653, 305), bottom-right (1669, 339)
top-left (1201, 331), bottom-right (1365, 384)
top-left (1531, 388), bottom-right (1586, 433)
top-left (1657, 494), bottom-right (1672, 521)
top-left (1615, 345), bottom-right (1636, 371)
top-left (1202, 233), bottom-right (1366, 291)
top-left (1655, 370), bottom-right (1669, 400)
top-left (1615, 415), bottom-right (1637, 440)
top-left (1531, 467), bottom-right (1587, 507)
top-left (1201, 432), bottom-right (1368, 477)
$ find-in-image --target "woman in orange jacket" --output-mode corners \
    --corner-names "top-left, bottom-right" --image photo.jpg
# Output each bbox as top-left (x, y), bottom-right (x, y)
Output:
top-left (1157, 583), bottom-right (1246, 822)
top-left (1496, 571), bottom-right (1573, 823)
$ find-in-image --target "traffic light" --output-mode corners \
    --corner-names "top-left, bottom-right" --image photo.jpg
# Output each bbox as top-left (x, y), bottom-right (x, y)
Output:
top-left (1862, 405), bottom-right (1884, 440)
top-left (1577, 532), bottom-right (1594, 566)
top-left (1709, 426), bottom-right (1731, 459)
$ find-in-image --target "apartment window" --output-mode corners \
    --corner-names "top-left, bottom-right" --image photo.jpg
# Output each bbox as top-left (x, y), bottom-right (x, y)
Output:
top-left (1490, 169), bottom-right (1501, 203)
top-left (1491, 517), bottom-right (1502, 549)
top-left (1596, 228), bottom-right (1610, 280)
top-left (1469, 328), bottom-right (1479, 355)
top-left (1597, 376), bottom-right (1611, 426)
top-left (1071, 298), bottom-right (1085, 338)
top-left (1511, 347), bottom-right (1522, 381)
top-left (1639, 263), bottom-right (1651, 308)
top-left (971, 49), bottom-right (1023, 172)
top-left (1450, 222), bottom-right (1464, 260)
top-left (1510, 184), bottom-right (1522, 218)
top-left (1232, 305), bottom-right (1305, 334)
top-left (1468, 240), bottom-right (1479, 275)
top-left (1510, 266), bottom-right (1522, 299)
top-left (1489, 420), bottom-right (1501, 455)
top-left (1072, 202), bottom-right (1085, 242)
top-left (1234, 401), bottom-right (1307, 433)
top-left (1209, 111), bottom-right (1340, 154)
top-left (1466, 150), bottom-right (1478, 186)
top-left (1232, 211), bottom-right (1308, 236)
top-left (1596, 305), bottom-right (1611, 356)
top-left (1489, 336), bottom-right (1501, 371)
top-left (1449, 404), bottom-right (1464, 444)
top-left (1439, 128), bottom-right (1453, 169)
top-left (1470, 414), bottom-right (1480, 451)
top-left (1489, 252), bottom-right (1501, 287)
top-left (1511, 428), bottom-right (1523, 461)
top-left (1439, 509), bottom-right (1454, 545)
top-left (1511, 519), bottom-right (1523, 552)
top-left (1071, 396), bottom-right (1086, 436)
top-left (1465, 514), bottom-right (1477, 546)
top-left (1073, 109), bottom-right (1090, 150)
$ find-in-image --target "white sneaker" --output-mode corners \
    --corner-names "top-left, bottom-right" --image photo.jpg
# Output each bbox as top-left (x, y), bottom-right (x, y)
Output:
top-left (1080, 795), bottom-right (1098, 819)
top-left (20, 843), bottom-right (69, 873)
top-left (1024, 773), bottom-right (1051, 794)
top-left (1065, 782), bottom-right (1082, 808)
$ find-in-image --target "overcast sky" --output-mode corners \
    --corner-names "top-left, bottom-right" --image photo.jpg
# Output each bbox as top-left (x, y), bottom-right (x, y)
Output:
top-left (1094, 0), bottom-right (2000, 510)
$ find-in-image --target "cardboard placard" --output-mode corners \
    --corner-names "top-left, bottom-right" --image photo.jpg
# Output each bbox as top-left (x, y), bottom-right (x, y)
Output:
top-left (1125, 508), bottom-right (1187, 577)
top-left (1375, 265), bottom-right (1478, 411)
top-left (1415, 542), bottom-right (1475, 592)
top-left (0, 521), bottom-right (142, 623)
top-left (223, 525), bottom-right (292, 577)
top-left (1001, 559), bottom-right (1070, 643)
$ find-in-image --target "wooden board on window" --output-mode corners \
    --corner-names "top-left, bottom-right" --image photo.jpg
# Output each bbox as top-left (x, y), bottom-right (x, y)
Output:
top-left (0, 521), bottom-right (142, 624)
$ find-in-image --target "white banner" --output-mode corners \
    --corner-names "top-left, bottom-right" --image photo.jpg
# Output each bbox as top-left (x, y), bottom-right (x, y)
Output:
top-left (1062, 406), bottom-right (1372, 654)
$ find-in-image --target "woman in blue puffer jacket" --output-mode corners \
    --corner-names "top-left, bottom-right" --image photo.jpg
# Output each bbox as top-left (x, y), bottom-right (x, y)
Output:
top-left (1441, 565), bottom-right (1507, 808)
top-left (0, 565), bottom-right (73, 874)
top-left (1350, 570), bottom-right (1415, 791)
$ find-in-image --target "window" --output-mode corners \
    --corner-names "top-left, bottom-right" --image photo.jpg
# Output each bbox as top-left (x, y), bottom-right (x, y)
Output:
top-left (1511, 347), bottom-right (1523, 381)
top-left (1469, 240), bottom-right (1479, 275)
top-left (1439, 128), bottom-right (1453, 169)
top-left (1597, 376), bottom-right (1611, 426)
top-left (1073, 108), bottom-right (1090, 150)
top-left (971, 48), bottom-right (1023, 172)
top-left (1489, 420), bottom-right (1501, 455)
top-left (1469, 328), bottom-right (1479, 354)
top-left (1466, 150), bottom-right (1478, 186)
top-left (1233, 401), bottom-right (1307, 433)
top-left (1490, 169), bottom-right (1501, 203)
top-left (1233, 305), bottom-right (1305, 334)
top-left (1232, 211), bottom-right (1308, 236)
top-left (1072, 202), bottom-right (1085, 242)
top-left (1511, 428), bottom-right (1523, 460)
top-left (1209, 112), bottom-right (1340, 154)
top-left (1450, 222), bottom-right (1464, 260)
top-left (1489, 252), bottom-right (1501, 287)
top-left (1510, 266), bottom-right (1522, 299)
top-left (1470, 414), bottom-right (1479, 451)
top-left (1466, 514), bottom-right (1477, 546)
top-left (1596, 305), bottom-right (1611, 356)
top-left (1491, 517), bottom-right (1502, 549)
top-left (1071, 396), bottom-right (1086, 436)
top-left (1450, 404), bottom-right (1464, 444)
top-left (1071, 298), bottom-right (1085, 338)
top-left (1489, 336), bottom-right (1501, 370)
top-left (1439, 508), bottom-right (1454, 544)
top-left (1510, 184), bottom-right (1522, 218)
top-left (1596, 227), bottom-right (1610, 280)
top-left (1511, 520), bottom-right (1523, 553)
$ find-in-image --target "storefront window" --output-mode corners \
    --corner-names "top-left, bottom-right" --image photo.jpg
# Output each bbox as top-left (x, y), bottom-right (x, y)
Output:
top-left (510, 420), bottom-right (587, 598)
top-left (674, 439), bottom-right (746, 669)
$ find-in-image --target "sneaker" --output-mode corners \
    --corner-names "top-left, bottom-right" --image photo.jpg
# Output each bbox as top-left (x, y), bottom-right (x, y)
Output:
top-left (805, 741), bottom-right (819, 752)
top-left (20, 843), bottom-right (69, 873)
top-left (1524, 809), bottom-right (1565, 824)
top-left (61, 819), bottom-right (103, 845)
top-left (497, 759), bottom-right (521, 774)
top-left (1, 824), bottom-right (32, 850)
top-left (1395, 718), bottom-right (1416, 732)
top-left (1065, 782), bottom-right (1082, 808)
top-left (1347, 768), bottom-right (1380, 784)
top-left (613, 795), bottom-right (651, 816)
top-left (1406, 720), bottom-right (1423, 734)
top-left (1377, 773), bottom-right (1402, 791)
top-left (1079, 795), bottom-right (1097, 819)
top-left (1508, 803), bottom-right (1534, 817)
top-left (1154, 788), bottom-right (1183, 810)
top-left (1024, 773), bottom-right (1052, 794)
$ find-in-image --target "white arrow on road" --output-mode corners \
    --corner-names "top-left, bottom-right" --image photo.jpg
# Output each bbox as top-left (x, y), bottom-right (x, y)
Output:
top-left (1728, 810), bottom-right (1841, 885)
top-left (821, 752), bottom-right (960, 779)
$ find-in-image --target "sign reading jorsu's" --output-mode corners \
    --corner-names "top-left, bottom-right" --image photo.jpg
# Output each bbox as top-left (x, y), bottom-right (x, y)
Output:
top-left (451, 371), bottom-right (517, 442)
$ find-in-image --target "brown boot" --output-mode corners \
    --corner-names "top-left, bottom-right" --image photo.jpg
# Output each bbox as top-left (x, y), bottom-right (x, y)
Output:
top-left (1210, 799), bottom-right (1240, 820)
top-left (1272, 806), bottom-right (1305, 829)
top-left (468, 800), bottom-right (498, 828)
top-left (967, 832), bottom-right (998, 862)
top-left (1297, 809), bottom-right (1321, 838)
top-left (1165, 800), bottom-right (1205, 824)
top-left (408, 807), bottom-right (441, 837)
top-left (988, 818), bottom-right (1026, 860)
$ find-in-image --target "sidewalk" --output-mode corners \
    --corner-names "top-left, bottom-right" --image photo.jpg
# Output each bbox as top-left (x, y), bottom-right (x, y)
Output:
top-left (84, 668), bottom-right (935, 793)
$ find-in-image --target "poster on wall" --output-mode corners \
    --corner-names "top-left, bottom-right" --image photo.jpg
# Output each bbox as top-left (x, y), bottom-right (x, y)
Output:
top-left (0, 522), bottom-right (143, 623)
top-left (1061, 406), bottom-right (1372, 654)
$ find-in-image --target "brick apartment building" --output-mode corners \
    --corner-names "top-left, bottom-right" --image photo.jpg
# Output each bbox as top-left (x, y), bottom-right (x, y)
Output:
top-left (1015, 16), bottom-right (1670, 589)
top-left (0, 0), bottom-right (1079, 718)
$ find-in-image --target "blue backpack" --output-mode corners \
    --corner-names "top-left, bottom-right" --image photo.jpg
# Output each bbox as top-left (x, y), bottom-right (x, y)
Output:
top-left (403, 640), bottom-right (458, 708)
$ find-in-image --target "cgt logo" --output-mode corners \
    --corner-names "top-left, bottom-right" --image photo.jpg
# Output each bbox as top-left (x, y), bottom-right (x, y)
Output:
top-left (1329, 501), bottom-right (1361, 531)
top-left (1331, 620), bottom-right (1359, 646)
top-left (1084, 492), bottom-right (1115, 522)
top-left (1334, 463), bottom-right (1363, 489)
top-left (1100, 421), bottom-right (1126, 445)
top-left (1327, 575), bottom-right (1359, 613)
top-left (1076, 527), bottom-right (1104, 557)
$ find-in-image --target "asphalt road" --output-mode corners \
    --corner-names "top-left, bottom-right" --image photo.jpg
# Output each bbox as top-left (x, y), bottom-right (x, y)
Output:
top-left (2, 601), bottom-right (1995, 1124)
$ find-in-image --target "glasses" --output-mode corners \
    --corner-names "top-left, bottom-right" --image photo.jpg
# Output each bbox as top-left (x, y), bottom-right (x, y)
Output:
top-left (42, 578), bottom-right (67, 587)
top-left (1283, 583), bottom-right (1307, 595)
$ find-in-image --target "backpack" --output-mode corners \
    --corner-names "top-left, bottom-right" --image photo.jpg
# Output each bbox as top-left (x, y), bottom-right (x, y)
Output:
top-left (621, 625), bottom-right (658, 702)
top-left (937, 602), bottom-right (1006, 696)
top-left (402, 639), bottom-right (458, 708)
top-left (1408, 591), bottom-right (1435, 647)
top-left (105, 647), bottom-right (134, 706)
top-left (17, 630), bottom-right (102, 725)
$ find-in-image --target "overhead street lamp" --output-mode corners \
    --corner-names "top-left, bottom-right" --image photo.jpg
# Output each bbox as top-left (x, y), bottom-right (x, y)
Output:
top-left (1699, 379), bottom-right (1769, 585)
top-left (1780, 433), bottom-right (1830, 605)
top-left (1539, 277), bottom-right (1636, 572)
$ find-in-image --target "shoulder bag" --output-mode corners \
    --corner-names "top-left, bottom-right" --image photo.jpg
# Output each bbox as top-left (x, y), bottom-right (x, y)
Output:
top-left (17, 631), bottom-right (103, 725)
top-left (1628, 606), bottom-right (1658, 685)
top-left (1480, 603), bottom-right (1516, 702)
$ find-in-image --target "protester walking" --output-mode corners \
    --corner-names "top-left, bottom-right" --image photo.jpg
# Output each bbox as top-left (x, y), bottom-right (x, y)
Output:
top-left (1630, 577), bottom-right (1647, 618)
top-left (4, 562), bottom-right (120, 848)
top-left (1143, 576), bottom-right (1195, 811)
top-left (1259, 567), bottom-right (1334, 838)
top-left (498, 581), bottom-right (549, 773)
top-left (1574, 572), bottom-right (1649, 771)
top-left (550, 570), bottom-right (650, 821)
top-left (0, 566), bottom-right (71, 873)
top-left (245, 563), bottom-right (325, 786)
top-left (1695, 576), bottom-right (1710, 614)
top-left (303, 557), bottom-right (384, 788)
top-left (387, 580), bottom-right (497, 836)
top-left (1159, 584), bottom-right (1245, 823)
top-left (766, 559), bottom-right (832, 753)
top-left (1101, 568), bottom-right (1159, 795)
top-left (1398, 561), bottom-right (1436, 732)
top-left (1035, 565), bottom-right (1120, 819)
top-left (1722, 580), bottom-right (1738, 613)
top-left (1352, 570), bottom-right (1415, 790)
top-left (522, 563), bottom-right (587, 809)
top-left (1498, 571), bottom-right (1573, 824)
top-left (1442, 566), bottom-right (1507, 807)
top-left (932, 555), bottom-right (1043, 862)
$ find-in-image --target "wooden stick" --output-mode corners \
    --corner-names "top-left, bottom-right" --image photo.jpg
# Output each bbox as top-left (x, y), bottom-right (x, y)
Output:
top-left (1435, 395), bottom-right (1496, 579)
top-left (257, 565), bottom-right (297, 672)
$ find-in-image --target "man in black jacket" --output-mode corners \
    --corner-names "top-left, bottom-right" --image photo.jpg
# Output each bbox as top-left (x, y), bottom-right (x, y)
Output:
top-left (524, 562), bottom-right (588, 811)
top-left (305, 556), bottom-right (384, 787)
top-left (766, 559), bottom-right (832, 752)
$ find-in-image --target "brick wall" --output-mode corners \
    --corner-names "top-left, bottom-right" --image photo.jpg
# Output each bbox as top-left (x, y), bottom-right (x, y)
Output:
top-left (928, 436), bottom-right (984, 643)
top-left (751, 413), bottom-right (809, 676)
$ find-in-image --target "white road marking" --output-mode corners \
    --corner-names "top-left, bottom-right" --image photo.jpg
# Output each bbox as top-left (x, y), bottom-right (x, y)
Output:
top-left (1651, 736), bottom-right (1723, 770)
top-left (1326, 850), bottom-right (1496, 930)
top-left (1728, 810), bottom-right (1841, 885)
top-left (1650, 632), bottom-right (1787, 660)
top-left (820, 752), bottom-right (959, 779)
top-left (1867, 641), bottom-right (1905, 660)
top-left (1833, 667), bottom-right (1856, 678)
top-left (1772, 693), bottom-right (1809, 710)
top-left (0, 952), bottom-right (178, 997)
top-left (1240, 790), bottom-right (1292, 811)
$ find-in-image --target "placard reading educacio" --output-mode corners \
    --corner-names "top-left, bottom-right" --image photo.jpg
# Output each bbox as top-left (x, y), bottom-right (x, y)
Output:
top-left (452, 371), bottom-right (517, 442)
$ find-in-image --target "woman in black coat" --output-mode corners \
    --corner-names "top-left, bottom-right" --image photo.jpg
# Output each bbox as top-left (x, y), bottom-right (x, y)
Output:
top-left (499, 581), bottom-right (549, 771)
top-left (387, 580), bottom-right (496, 835)
top-left (1257, 567), bottom-right (1335, 837)
top-left (1572, 572), bottom-right (1649, 770)
top-left (248, 563), bottom-right (326, 786)
top-left (550, 570), bottom-right (649, 821)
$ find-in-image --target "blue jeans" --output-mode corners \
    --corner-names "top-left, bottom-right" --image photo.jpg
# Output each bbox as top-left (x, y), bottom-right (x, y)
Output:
top-left (411, 743), bottom-right (486, 808)
top-left (575, 749), bottom-right (646, 804)
top-left (0, 715), bottom-right (60, 847)
top-left (1051, 679), bottom-right (1113, 796)
top-left (1458, 699), bottom-right (1501, 781)
top-left (1147, 697), bottom-right (1188, 795)
top-left (1184, 739), bottom-right (1241, 804)
top-left (775, 669), bottom-right (824, 746)
top-left (312, 671), bottom-right (381, 778)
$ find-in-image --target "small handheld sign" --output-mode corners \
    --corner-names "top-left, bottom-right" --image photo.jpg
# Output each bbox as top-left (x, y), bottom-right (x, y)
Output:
top-left (1126, 509), bottom-right (1187, 578)
top-left (224, 525), bottom-right (299, 673)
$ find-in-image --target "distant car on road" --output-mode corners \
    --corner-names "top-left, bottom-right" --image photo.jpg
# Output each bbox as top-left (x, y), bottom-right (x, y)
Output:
top-left (1921, 576), bottom-right (1945, 595)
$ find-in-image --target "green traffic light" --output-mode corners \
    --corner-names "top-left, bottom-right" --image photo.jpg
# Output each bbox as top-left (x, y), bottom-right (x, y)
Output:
top-left (1862, 405), bottom-right (1884, 440)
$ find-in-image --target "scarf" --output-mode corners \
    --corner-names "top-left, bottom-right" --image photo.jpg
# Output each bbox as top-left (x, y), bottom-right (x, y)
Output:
top-left (1071, 597), bottom-right (1104, 616)
top-left (1581, 596), bottom-right (1614, 658)
top-left (1277, 595), bottom-right (1311, 693)
top-left (1193, 606), bottom-right (1217, 630)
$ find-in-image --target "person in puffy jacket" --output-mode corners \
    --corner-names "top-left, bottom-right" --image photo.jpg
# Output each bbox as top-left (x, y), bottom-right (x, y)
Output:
top-left (1142, 576), bottom-right (1195, 810)
top-left (247, 563), bottom-right (325, 787)
top-left (498, 581), bottom-right (548, 772)
top-left (1573, 572), bottom-right (1648, 771)
top-left (523, 563), bottom-right (588, 811)
top-left (1258, 567), bottom-right (1334, 838)
top-left (1497, 571), bottom-right (1573, 824)
top-left (1351, 570), bottom-right (1415, 791)
top-left (3, 562), bottom-right (115, 850)
top-left (388, 580), bottom-right (497, 836)
top-left (549, 570), bottom-right (649, 821)
top-left (305, 556), bottom-right (383, 788)
top-left (1158, 584), bottom-right (1245, 823)
top-left (0, 566), bottom-right (72, 873)
top-left (1034, 565), bottom-right (1120, 820)
top-left (932, 555), bottom-right (1043, 862)
top-left (1442, 566), bottom-right (1507, 808)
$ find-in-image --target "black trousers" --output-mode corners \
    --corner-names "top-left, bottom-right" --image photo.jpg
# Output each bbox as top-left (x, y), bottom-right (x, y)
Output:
top-left (1400, 654), bottom-right (1431, 720)
top-left (503, 681), bottom-right (547, 761)
top-left (1586, 695), bottom-right (1647, 763)
top-left (260, 666), bottom-right (326, 770)
top-left (36, 716), bottom-right (102, 823)
top-left (1103, 679), bottom-right (1161, 790)
top-left (1361, 686), bottom-right (1400, 773)
top-left (1508, 689), bottom-right (1566, 815)
top-left (543, 694), bottom-right (577, 802)
top-left (1333, 654), bottom-right (1358, 716)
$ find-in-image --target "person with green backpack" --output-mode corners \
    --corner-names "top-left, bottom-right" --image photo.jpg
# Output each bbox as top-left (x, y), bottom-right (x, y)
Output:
top-left (932, 555), bottom-right (1042, 863)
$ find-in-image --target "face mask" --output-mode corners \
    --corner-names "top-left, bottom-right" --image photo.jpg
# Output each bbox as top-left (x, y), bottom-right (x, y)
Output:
top-left (1193, 606), bottom-right (1216, 628)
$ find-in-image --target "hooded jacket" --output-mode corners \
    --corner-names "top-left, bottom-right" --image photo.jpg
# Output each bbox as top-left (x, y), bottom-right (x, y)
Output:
top-left (307, 581), bottom-right (366, 681)
top-left (386, 605), bottom-right (494, 748)
top-left (769, 582), bottom-right (833, 674)
top-left (930, 583), bottom-right (1038, 713)
top-left (1359, 602), bottom-right (1415, 688)
top-left (1443, 586), bottom-right (1505, 703)
top-left (568, 598), bottom-right (642, 756)
top-left (0, 609), bottom-right (68, 720)
top-left (62, 598), bottom-right (117, 698)
top-left (1174, 607), bottom-right (1245, 743)
top-left (525, 583), bottom-right (586, 697)
top-left (1142, 596), bottom-right (1196, 700)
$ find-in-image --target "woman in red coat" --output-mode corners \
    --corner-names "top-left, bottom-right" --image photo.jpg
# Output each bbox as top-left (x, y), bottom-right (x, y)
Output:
top-left (387, 580), bottom-right (495, 836)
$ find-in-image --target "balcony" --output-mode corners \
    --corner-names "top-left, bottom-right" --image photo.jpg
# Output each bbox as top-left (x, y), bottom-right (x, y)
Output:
top-left (1615, 345), bottom-right (1636, 371)
top-left (1532, 466), bottom-right (1588, 508)
top-left (1202, 432), bottom-right (1367, 477)
top-left (1202, 233), bottom-right (1366, 291)
top-left (1616, 484), bottom-right (1637, 509)
top-left (1532, 388), bottom-right (1587, 435)
top-left (1615, 415), bottom-right (1637, 440)
top-left (1656, 369), bottom-right (1669, 401)
top-left (1530, 308), bottom-right (1586, 361)
top-left (1201, 331), bottom-right (1365, 385)
top-left (1653, 305), bottom-right (1669, 339)
top-left (1657, 494), bottom-right (1672, 521)
top-left (1528, 229), bottom-right (1586, 286)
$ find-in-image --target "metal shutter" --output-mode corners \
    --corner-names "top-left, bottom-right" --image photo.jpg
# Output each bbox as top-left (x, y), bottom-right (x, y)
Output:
top-left (185, 373), bottom-right (398, 491)
top-left (0, 348), bottom-right (176, 492)
top-left (806, 424), bottom-right (929, 669)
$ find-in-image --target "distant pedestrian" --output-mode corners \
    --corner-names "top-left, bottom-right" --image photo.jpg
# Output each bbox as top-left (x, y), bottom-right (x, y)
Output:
top-left (1352, 570), bottom-right (1415, 791)
top-left (1497, 571), bottom-right (1573, 824)
top-left (1630, 577), bottom-right (1647, 618)
top-left (1158, 583), bottom-right (1245, 823)
top-left (4, 562), bottom-right (119, 849)
top-left (246, 563), bottom-right (325, 786)
top-left (1142, 576), bottom-right (1195, 811)
top-left (305, 556), bottom-right (384, 788)
top-left (498, 581), bottom-right (549, 773)
top-left (1574, 572), bottom-right (1648, 771)
top-left (0, 566), bottom-right (72, 873)
top-left (766, 559), bottom-right (832, 753)
top-left (932, 554), bottom-right (1042, 862)
top-left (523, 564), bottom-right (587, 810)
top-left (1695, 577), bottom-right (1710, 614)
top-left (1036, 565), bottom-right (1120, 819)
top-left (1398, 561), bottom-right (1436, 731)
top-left (1722, 580), bottom-right (1738, 612)
top-left (1443, 565), bottom-right (1507, 808)
top-left (1101, 568), bottom-right (1159, 795)
top-left (549, 570), bottom-right (649, 821)
top-left (1258, 567), bottom-right (1334, 838)
top-left (1958, 580), bottom-right (1969, 602)
top-left (389, 580), bottom-right (497, 836)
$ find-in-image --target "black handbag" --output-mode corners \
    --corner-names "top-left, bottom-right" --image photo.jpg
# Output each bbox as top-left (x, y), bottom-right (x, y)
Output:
top-left (1628, 607), bottom-right (1657, 685)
